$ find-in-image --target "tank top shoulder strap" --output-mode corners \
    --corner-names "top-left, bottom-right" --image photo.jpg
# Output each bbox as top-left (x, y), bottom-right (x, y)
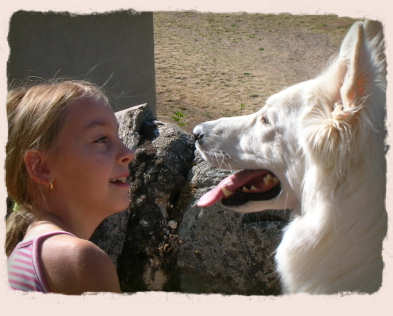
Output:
top-left (31, 231), bottom-right (77, 292)
top-left (34, 231), bottom-right (76, 243)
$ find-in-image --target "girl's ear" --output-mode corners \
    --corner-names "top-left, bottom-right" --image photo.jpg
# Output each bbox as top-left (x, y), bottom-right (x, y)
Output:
top-left (24, 149), bottom-right (52, 186)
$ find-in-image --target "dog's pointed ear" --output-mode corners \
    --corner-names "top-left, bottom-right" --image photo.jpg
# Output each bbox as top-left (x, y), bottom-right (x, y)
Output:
top-left (363, 20), bottom-right (383, 42)
top-left (338, 21), bottom-right (369, 109)
top-left (320, 20), bottom-right (384, 112)
top-left (301, 21), bottom-right (385, 177)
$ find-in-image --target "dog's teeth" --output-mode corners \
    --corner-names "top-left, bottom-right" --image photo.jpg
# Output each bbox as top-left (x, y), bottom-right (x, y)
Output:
top-left (263, 174), bottom-right (279, 187)
top-left (263, 174), bottom-right (273, 186)
top-left (221, 187), bottom-right (233, 197)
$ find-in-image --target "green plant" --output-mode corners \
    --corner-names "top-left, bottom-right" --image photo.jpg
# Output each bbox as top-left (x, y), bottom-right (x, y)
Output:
top-left (172, 111), bottom-right (186, 126)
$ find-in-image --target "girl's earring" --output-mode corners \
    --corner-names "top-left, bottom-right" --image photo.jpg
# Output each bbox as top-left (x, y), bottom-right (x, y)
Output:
top-left (49, 180), bottom-right (54, 191)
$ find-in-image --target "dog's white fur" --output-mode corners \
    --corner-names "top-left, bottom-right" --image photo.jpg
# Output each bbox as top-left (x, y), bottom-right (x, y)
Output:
top-left (193, 20), bottom-right (387, 294)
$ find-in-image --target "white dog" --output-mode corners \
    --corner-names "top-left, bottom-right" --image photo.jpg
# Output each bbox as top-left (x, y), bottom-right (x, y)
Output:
top-left (193, 20), bottom-right (387, 294)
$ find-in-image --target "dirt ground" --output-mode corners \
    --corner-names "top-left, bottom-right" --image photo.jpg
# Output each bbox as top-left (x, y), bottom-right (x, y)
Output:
top-left (153, 12), bottom-right (355, 132)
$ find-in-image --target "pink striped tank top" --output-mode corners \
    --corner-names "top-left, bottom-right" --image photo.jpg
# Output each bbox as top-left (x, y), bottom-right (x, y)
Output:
top-left (7, 231), bottom-right (75, 293)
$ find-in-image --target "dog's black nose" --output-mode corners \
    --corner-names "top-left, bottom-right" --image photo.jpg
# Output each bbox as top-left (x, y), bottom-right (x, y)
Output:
top-left (193, 131), bottom-right (204, 142)
top-left (192, 125), bottom-right (204, 142)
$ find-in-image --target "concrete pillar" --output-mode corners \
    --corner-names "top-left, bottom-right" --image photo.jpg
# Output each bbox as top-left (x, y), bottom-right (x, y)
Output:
top-left (7, 10), bottom-right (156, 114)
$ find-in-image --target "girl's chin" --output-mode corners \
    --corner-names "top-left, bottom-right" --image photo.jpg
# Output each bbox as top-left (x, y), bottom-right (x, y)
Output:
top-left (113, 199), bottom-right (130, 211)
top-left (115, 198), bottom-right (131, 212)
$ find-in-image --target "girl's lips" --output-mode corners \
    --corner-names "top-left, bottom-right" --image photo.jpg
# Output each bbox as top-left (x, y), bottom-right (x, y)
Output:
top-left (110, 181), bottom-right (129, 188)
top-left (109, 174), bottom-right (129, 188)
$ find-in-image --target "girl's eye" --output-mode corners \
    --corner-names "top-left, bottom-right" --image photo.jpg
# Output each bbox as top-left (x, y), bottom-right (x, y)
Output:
top-left (94, 136), bottom-right (109, 144)
top-left (261, 116), bottom-right (270, 125)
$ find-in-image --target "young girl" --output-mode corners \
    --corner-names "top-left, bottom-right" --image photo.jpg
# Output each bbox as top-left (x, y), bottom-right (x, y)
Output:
top-left (6, 80), bottom-right (134, 294)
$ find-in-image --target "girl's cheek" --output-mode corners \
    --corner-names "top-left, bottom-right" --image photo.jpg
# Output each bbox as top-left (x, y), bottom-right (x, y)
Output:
top-left (92, 150), bottom-right (117, 165)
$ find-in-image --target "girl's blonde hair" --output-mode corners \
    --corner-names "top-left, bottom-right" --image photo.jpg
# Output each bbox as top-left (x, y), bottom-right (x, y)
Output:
top-left (5, 80), bottom-right (109, 256)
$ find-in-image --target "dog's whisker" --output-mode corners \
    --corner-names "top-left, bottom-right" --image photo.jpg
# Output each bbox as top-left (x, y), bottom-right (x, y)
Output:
top-left (216, 153), bottom-right (224, 169)
top-left (219, 154), bottom-right (226, 169)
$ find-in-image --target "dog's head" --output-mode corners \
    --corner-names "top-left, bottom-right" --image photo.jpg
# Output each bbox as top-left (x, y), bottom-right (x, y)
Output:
top-left (193, 20), bottom-right (386, 214)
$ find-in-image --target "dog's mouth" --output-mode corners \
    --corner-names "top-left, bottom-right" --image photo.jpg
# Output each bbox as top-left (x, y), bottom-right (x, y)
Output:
top-left (197, 169), bottom-right (281, 207)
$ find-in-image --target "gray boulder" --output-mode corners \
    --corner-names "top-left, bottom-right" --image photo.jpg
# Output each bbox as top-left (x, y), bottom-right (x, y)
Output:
top-left (177, 152), bottom-right (290, 295)
top-left (91, 104), bottom-right (290, 295)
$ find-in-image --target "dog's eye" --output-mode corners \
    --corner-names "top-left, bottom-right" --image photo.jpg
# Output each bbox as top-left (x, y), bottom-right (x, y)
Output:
top-left (261, 116), bottom-right (270, 125)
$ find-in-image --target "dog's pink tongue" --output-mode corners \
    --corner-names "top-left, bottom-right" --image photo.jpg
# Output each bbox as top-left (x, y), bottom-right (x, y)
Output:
top-left (196, 185), bottom-right (224, 208)
top-left (197, 170), bottom-right (267, 207)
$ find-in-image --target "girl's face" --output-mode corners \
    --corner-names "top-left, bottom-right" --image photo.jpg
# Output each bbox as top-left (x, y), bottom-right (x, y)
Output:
top-left (46, 96), bottom-right (134, 219)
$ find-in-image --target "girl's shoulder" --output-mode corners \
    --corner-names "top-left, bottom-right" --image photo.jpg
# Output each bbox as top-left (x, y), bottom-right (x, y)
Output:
top-left (40, 232), bottom-right (121, 294)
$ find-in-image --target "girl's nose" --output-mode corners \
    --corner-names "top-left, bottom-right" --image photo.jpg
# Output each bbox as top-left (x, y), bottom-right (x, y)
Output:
top-left (118, 143), bottom-right (135, 165)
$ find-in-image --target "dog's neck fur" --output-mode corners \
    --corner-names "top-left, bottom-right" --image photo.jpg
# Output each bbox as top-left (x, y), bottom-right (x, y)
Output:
top-left (277, 124), bottom-right (386, 294)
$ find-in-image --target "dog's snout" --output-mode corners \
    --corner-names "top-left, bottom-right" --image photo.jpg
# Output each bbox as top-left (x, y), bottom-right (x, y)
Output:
top-left (193, 125), bottom-right (204, 142)
top-left (194, 131), bottom-right (204, 142)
